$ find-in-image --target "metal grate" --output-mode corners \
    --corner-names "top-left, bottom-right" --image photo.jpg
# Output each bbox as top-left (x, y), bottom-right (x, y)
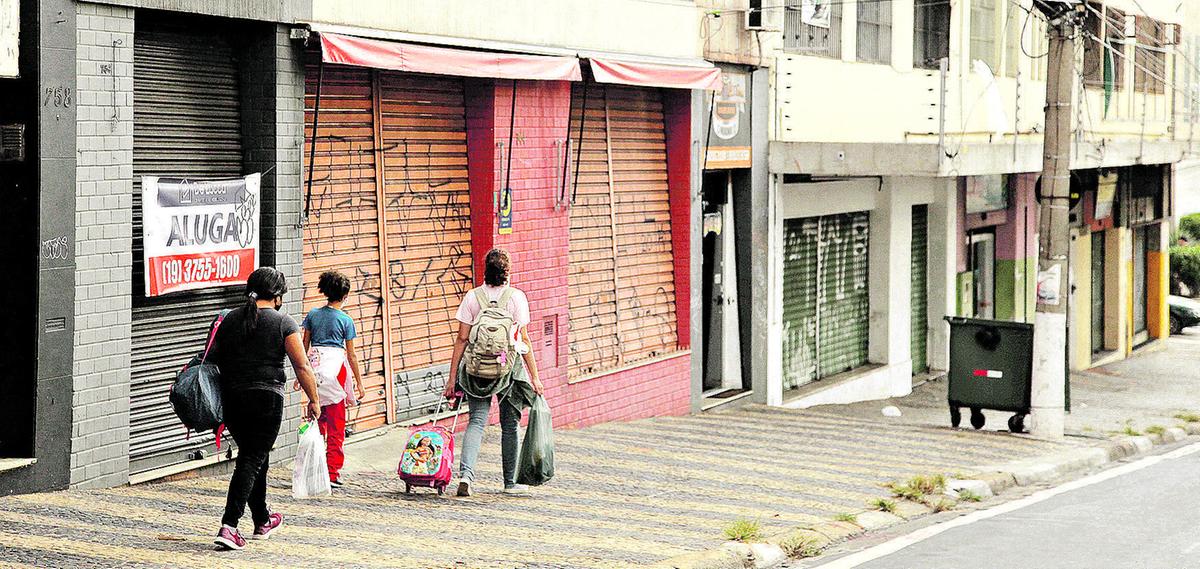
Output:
top-left (914, 0), bottom-right (951, 69)
top-left (783, 2), bottom-right (843, 58)
top-left (857, 0), bottom-right (893, 65)
top-left (911, 205), bottom-right (929, 374)
top-left (0, 123), bottom-right (24, 162)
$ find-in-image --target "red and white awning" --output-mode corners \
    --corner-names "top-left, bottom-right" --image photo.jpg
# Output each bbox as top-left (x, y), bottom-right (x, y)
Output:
top-left (318, 32), bottom-right (583, 82)
top-left (588, 57), bottom-right (722, 91)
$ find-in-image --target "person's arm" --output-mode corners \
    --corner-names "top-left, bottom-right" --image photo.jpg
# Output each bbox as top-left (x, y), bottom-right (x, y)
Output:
top-left (345, 337), bottom-right (366, 401)
top-left (303, 328), bottom-right (312, 352)
top-left (443, 322), bottom-right (471, 399)
top-left (285, 332), bottom-right (322, 421)
top-left (519, 326), bottom-right (544, 395)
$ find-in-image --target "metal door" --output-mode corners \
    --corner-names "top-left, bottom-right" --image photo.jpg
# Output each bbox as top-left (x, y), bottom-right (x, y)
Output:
top-left (911, 205), bottom-right (929, 374)
top-left (566, 84), bottom-right (678, 378)
top-left (1091, 231), bottom-right (1105, 353)
top-left (781, 218), bottom-right (819, 390)
top-left (304, 67), bottom-right (473, 430)
top-left (781, 212), bottom-right (870, 390)
top-left (817, 212), bottom-right (871, 377)
top-left (1133, 225), bottom-right (1149, 343)
top-left (130, 23), bottom-right (245, 475)
top-left (608, 86), bottom-right (677, 364)
top-left (379, 72), bottom-right (473, 421)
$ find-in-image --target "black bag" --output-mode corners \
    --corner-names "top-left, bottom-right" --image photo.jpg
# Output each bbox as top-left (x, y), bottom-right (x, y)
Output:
top-left (170, 310), bottom-right (229, 432)
top-left (516, 395), bottom-right (555, 486)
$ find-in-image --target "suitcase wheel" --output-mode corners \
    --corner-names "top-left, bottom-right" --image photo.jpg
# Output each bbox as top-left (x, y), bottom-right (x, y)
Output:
top-left (404, 483), bottom-right (412, 495)
top-left (437, 485), bottom-right (445, 496)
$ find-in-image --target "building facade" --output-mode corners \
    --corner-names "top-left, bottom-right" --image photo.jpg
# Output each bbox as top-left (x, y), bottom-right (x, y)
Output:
top-left (762, 0), bottom-right (1192, 408)
top-left (2, 0), bottom-right (710, 495)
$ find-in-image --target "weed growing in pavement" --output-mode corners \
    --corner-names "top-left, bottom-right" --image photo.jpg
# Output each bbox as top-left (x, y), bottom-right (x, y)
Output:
top-left (723, 518), bottom-right (763, 542)
top-left (779, 534), bottom-right (822, 559)
top-left (833, 513), bottom-right (859, 525)
top-left (887, 474), bottom-right (948, 502)
top-left (1120, 420), bottom-right (1142, 437)
top-left (928, 498), bottom-right (956, 513)
top-left (1174, 412), bottom-right (1200, 423)
top-left (1145, 425), bottom-right (1167, 436)
top-left (870, 498), bottom-right (897, 513)
top-left (957, 489), bottom-right (984, 503)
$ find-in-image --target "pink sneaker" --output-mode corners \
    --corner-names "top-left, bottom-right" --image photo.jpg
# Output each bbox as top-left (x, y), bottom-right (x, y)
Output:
top-left (214, 526), bottom-right (246, 550)
top-left (252, 513), bottom-right (283, 540)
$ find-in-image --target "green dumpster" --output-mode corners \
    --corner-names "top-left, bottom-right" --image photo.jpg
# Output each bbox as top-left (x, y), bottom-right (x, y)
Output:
top-left (945, 316), bottom-right (1035, 433)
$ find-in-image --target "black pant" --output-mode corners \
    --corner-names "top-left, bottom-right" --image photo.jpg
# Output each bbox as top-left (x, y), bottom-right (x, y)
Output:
top-left (221, 389), bottom-right (283, 528)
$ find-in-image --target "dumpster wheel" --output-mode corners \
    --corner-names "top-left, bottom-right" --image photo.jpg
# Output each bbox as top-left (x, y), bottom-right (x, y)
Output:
top-left (1008, 413), bottom-right (1026, 434)
top-left (970, 408), bottom-right (985, 430)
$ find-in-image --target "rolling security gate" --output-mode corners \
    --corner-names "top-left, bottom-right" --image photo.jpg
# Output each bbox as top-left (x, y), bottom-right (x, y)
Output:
top-left (911, 205), bottom-right (929, 374)
top-left (130, 23), bottom-right (245, 474)
top-left (781, 212), bottom-right (870, 390)
top-left (303, 63), bottom-right (472, 431)
top-left (567, 83), bottom-right (678, 378)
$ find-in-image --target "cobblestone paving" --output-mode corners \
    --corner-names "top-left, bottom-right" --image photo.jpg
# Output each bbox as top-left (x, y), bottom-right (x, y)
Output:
top-left (0, 406), bottom-right (1079, 568)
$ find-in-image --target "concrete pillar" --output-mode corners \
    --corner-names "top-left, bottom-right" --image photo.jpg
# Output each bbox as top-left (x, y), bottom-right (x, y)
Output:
top-left (868, 180), bottom-right (913, 396)
top-left (841, 0), bottom-right (857, 64)
top-left (1069, 230), bottom-right (1093, 371)
top-left (927, 179), bottom-right (958, 371)
top-left (766, 174), bottom-right (784, 406)
top-left (1148, 220), bottom-right (1170, 339)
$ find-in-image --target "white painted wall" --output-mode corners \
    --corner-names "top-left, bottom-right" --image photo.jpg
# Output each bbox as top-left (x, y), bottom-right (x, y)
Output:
top-left (768, 176), bottom-right (952, 407)
top-left (310, 0), bottom-right (703, 59)
top-left (774, 0), bottom-right (1183, 148)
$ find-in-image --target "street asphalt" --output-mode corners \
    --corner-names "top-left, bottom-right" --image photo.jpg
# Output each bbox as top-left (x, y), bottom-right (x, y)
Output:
top-left (795, 442), bottom-right (1200, 569)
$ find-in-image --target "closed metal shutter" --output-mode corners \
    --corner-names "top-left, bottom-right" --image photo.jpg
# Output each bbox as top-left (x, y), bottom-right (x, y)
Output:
top-left (1091, 231), bottom-right (1105, 353)
top-left (911, 205), bottom-right (929, 374)
top-left (816, 212), bottom-right (870, 376)
top-left (608, 86), bottom-right (678, 363)
top-left (130, 24), bottom-right (245, 475)
top-left (567, 84), bottom-right (678, 378)
top-left (302, 64), bottom-right (390, 432)
top-left (781, 218), bottom-right (819, 390)
top-left (780, 212), bottom-right (870, 390)
top-left (379, 72), bottom-right (473, 421)
top-left (304, 66), bottom-right (472, 430)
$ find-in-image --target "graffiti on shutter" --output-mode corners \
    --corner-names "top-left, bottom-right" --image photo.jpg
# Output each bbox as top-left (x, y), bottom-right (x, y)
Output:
top-left (567, 84), bottom-right (678, 378)
top-left (782, 218), bottom-right (819, 389)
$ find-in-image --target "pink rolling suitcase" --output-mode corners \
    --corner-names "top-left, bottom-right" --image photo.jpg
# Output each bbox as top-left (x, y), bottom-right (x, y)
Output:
top-left (398, 398), bottom-right (460, 495)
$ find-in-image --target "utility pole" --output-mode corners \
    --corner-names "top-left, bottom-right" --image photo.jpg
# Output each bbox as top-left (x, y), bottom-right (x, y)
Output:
top-left (1030, 1), bottom-right (1082, 439)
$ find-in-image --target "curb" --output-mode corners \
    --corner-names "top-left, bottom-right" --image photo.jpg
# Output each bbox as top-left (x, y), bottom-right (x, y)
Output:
top-left (648, 427), bottom-right (1200, 569)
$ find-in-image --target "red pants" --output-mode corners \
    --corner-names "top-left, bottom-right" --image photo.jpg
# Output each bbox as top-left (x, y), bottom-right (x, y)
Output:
top-left (317, 401), bottom-right (346, 482)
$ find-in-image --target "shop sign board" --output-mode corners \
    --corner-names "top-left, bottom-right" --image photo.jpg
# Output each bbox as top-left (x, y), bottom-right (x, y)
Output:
top-left (965, 175), bottom-right (1008, 214)
top-left (705, 71), bottom-right (751, 169)
top-left (1094, 173), bottom-right (1117, 220)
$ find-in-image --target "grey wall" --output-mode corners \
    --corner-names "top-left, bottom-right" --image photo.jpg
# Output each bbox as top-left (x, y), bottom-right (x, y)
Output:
top-left (690, 90), bottom-right (705, 413)
top-left (738, 67), bottom-right (770, 403)
top-left (85, 0), bottom-right (309, 23)
top-left (238, 23), bottom-right (307, 459)
top-left (69, 1), bottom-right (134, 490)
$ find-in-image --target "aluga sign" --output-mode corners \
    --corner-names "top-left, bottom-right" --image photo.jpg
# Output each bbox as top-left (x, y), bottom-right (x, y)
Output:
top-left (142, 174), bottom-right (261, 296)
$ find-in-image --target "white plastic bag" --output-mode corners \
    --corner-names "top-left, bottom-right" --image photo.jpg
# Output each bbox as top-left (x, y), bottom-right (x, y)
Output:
top-left (293, 421), bottom-right (331, 499)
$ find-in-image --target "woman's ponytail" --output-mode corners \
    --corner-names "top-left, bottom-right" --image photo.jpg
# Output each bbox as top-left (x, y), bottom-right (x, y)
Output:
top-left (243, 267), bottom-right (288, 336)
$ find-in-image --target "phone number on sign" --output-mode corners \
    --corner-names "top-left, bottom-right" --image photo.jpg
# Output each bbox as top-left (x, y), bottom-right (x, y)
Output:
top-left (160, 255), bottom-right (243, 286)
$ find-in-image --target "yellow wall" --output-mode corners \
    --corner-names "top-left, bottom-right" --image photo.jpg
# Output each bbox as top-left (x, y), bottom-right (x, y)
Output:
top-left (1148, 222), bottom-right (1170, 339)
top-left (309, 0), bottom-right (702, 59)
top-left (1105, 227), bottom-right (1128, 355)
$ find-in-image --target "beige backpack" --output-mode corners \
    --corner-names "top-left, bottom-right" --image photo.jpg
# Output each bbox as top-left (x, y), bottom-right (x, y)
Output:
top-left (464, 288), bottom-right (517, 381)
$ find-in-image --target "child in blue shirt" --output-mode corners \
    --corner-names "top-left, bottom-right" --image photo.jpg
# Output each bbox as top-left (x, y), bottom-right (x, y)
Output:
top-left (300, 271), bottom-right (365, 488)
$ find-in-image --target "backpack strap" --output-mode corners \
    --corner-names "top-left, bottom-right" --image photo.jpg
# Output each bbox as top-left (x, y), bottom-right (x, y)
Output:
top-left (199, 311), bottom-right (226, 364)
top-left (474, 288), bottom-right (495, 310)
top-left (497, 287), bottom-right (515, 311)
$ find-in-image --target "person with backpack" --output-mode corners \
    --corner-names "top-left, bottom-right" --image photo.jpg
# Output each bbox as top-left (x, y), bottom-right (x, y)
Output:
top-left (300, 270), bottom-right (366, 489)
top-left (207, 267), bottom-right (321, 551)
top-left (442, 248), bottom-right (544, 497)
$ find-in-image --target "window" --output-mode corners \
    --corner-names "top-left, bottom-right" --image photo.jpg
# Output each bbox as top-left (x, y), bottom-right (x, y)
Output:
top-left (784, 1), bottom-right (843, 58)
top-left (1003, 1), bottom-right (1023, 77)
top-left (1135, 16), bottom-right (1167, 94)
top-left (914, 0), bottom-right (951, 69)
top-left (1084, 4), bottom-right (1126, 90)
top-left (971, 0), bottom-right (998, 71)
top-left (748, 0), bottom-right (763, 29)
top-left (857, 0), bottom-right (892, 64)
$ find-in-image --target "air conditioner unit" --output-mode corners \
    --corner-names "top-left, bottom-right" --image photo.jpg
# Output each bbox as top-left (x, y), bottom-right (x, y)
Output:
top-left (744, 7), bottom-right (780, 32)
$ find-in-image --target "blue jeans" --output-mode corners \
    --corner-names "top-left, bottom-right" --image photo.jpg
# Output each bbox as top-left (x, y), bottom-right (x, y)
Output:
top-left (459, 395), bottom-right (521, 488)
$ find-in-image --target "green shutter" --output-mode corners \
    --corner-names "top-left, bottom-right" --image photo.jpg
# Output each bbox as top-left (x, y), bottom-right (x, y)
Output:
top-left (911, 206), bottom-right (929, 374)
top-left (781, 212), bottom-right (871, 391)
top-left (817, 212), bottom-right (871, 377)
top-left (782, 218), bottom-right (819, 390)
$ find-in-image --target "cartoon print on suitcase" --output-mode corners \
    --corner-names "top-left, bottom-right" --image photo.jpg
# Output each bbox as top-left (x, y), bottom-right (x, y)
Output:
top-left (398, 425), bottom-right (455, 495)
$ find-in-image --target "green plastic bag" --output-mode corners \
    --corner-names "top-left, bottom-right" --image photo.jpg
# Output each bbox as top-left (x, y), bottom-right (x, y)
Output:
top-left (516, 396), bottom-right (555, 486)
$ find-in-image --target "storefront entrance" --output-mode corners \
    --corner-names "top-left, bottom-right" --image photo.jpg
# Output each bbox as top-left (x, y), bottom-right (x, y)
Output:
top-left (701, 170), bottom-right (745, 399)
top-left (1133, 225), bottom-right (1150, 346)
top-left (1091, 231), bottom-right (1106, 354)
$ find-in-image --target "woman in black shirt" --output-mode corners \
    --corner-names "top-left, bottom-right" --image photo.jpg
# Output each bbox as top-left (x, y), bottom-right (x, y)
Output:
top-left (209, 267), bottom-right (320, 550)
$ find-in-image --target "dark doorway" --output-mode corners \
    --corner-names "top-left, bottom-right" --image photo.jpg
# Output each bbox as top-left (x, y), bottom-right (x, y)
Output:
top-left (701, 170), bottom-right (747, 400)
top-left (0, 8), bottom-right (39, 459)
